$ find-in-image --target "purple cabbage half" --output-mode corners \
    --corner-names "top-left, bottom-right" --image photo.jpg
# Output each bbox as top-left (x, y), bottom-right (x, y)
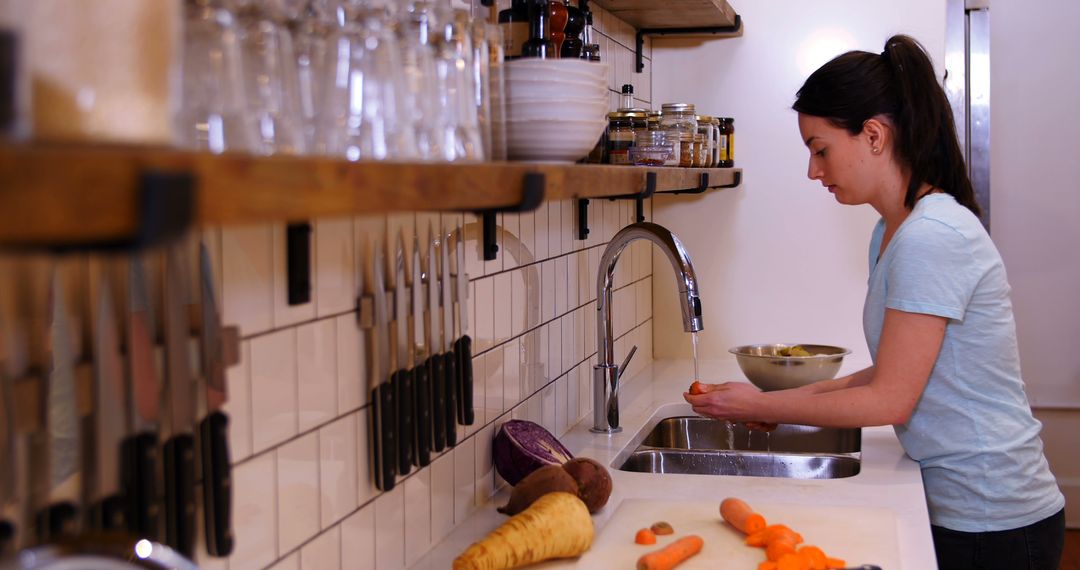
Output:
top-left (492, 420), bottom-right (574, 486)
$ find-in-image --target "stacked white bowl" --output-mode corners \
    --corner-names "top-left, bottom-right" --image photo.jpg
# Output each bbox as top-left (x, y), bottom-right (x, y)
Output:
top-left (505, 59), bottom-right (609, 162)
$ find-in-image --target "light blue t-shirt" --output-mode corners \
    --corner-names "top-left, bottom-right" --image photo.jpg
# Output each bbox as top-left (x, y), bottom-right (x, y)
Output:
top-left (863, 193), bottom-right (1064, 532)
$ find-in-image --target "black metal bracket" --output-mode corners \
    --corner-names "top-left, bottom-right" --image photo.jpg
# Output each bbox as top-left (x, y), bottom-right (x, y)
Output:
top-left (577, 171), bottom-right (656, 239)
top-left (473, 172), bottom-right (545, 261)
top-left (286, 221), bottom-right (312, 305)
top-left (635, 15), bottom-right (743, 73)
top-left (577, 198), bottom-right (590, 240)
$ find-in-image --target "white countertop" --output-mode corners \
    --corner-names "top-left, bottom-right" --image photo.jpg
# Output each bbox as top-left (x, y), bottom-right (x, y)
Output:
top-left (413, 358), bottom-right (937, 570)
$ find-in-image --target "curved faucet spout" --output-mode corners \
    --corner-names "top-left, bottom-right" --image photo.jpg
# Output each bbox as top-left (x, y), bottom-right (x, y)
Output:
top-left (592, 222), bottom-right (703, 433)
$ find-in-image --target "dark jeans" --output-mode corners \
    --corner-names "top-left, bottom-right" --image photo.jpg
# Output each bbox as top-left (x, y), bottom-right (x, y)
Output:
top-left (931, 508), bottom-right (1065, 570)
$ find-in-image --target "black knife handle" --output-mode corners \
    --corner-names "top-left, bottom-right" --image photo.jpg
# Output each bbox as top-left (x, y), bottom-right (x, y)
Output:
top-left (392, 369), bottom-right (414, 476)
top-left (443, 351), bottom-right (458, 447)
top-left (413, 363), bottom-right (432, 467)
top-left (371, 383), bottom-right (396, 491)
top-left (429, 355), bottom-right (446, 452)
top-left (0, 519), bottom-right (14, 554)
top-left (87, 495), bottom-right (127, 533)
top-left (199, 411), bottom-right (234, 557)
top-left (121, 432), bottom-right (160, 541)
top-left (164, 434), bottom-right (196, 558)
top-left (35, 502), bottom-right (78, 544)
top-left (455, 336), bottom-right (474, 426)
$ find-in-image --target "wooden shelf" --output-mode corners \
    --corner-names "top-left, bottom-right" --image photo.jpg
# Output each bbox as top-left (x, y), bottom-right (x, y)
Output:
top-left (0, 143), bottom-right (742, 248)
top-left (591, 0), bottom-right (741, 32)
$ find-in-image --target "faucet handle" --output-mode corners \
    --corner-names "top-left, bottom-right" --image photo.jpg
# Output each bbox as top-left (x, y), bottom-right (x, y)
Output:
top-left (616, 345), bottom-right (638, 382)
top-left (606, 345), bottom-right (639, 428)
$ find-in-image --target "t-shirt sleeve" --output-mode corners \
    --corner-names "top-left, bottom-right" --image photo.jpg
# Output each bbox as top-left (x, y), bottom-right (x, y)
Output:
top-left (884, 218), bottom-right (979, 321)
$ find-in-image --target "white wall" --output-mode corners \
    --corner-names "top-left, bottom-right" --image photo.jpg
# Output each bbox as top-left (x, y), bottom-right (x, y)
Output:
top-left (650, 0), bottom-right (945, 365)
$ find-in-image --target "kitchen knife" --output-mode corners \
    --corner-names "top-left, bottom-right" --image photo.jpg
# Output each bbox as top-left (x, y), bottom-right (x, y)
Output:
top-left (163, 244), bottom-right (196, 558)
top-left (410, 238), bottom-right (432, 467)
top-left (123, 255), bottom-right (162, 542)
top-left (439, 228), bottom-right (458, 447)
top-left (425, 229), bottom-right (447, 453)
top-left (391, 235), bottom-right (414, 476)
top-left (32, 268), bottom-right (81, 543)
top-left (453, 225), bottom-right (474, 426)
top-left (368, 240), bottom-right (396, 491)
top-left (197, 242), bottom-right (237, 557)
top-left (85, 270), bottom-right (128, 533)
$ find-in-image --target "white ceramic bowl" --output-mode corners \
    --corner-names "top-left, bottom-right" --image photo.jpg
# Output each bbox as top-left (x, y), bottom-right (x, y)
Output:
top-left (506, 78), bottom-right (607, 100)
top-left (505, 99), bottom-right (607, 121)
top-left (506, 118), bottom-right (606, 162)
top-left (506, 59), bottom-right (609, 83)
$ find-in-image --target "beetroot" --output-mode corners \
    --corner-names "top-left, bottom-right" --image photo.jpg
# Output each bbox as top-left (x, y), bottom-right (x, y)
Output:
top-left (562, 457), bottom-right (613, 513)
top-left (492, 420), bottom-right (573, 486)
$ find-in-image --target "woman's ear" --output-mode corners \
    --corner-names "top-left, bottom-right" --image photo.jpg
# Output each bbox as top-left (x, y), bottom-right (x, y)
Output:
top-left (862, 117), bottom-right (891, 155)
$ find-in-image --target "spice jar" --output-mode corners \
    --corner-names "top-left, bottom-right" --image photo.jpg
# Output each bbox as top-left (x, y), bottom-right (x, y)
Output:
top-left (718, 117), bottom-right (735, 167)
top-left (709, 117), bottom-right (721, 167)
top-left (646, 110), bottom-right (661, 132)
top-left (695, 115), bottom-right (715, 167)
top-left (630, 129), bottom-right (675, 166)
top-left (694, 133), bottom-right (709, 167)
top-left (677, 132), bottom-right (694, 168)
top-left (606, 110), bottom-right (646, 165)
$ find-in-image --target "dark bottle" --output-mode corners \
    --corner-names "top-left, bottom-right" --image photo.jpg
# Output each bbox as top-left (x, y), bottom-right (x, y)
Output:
top-left (521, 0), bottom-right (554, 59)
top-left (560, 1), bottom-right (584, 58)
top-left (498, 0), bottom-right (530, 59)
top-left (548, 1), bottom-right (567, 58)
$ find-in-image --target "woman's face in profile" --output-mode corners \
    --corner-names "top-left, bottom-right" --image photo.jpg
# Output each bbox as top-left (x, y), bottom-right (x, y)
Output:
top-left (798, 113), bottom-right (882, 206)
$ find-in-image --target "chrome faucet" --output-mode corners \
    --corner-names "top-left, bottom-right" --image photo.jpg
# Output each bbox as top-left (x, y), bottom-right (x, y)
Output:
top-left (591, 222), bottom-right (703, 433)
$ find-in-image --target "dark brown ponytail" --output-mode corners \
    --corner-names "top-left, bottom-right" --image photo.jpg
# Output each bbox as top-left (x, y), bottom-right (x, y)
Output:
top-left (793, 35), bottom-right (980, 217)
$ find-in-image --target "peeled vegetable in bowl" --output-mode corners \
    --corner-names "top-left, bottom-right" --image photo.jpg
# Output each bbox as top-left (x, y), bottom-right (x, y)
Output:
top-left (493, 420), bottom-right (573, 486)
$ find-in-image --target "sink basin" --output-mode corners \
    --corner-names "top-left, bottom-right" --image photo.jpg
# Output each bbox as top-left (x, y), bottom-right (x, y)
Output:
top-left (615, 415), bottom-right (861, 479)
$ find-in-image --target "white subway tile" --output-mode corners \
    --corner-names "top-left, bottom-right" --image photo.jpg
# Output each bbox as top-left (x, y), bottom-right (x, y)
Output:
top-left (518, 210), bottom-right (536, 263)
top-left (355, 407), bottom-right (379, 506)
top-left (335, 314), bottom-right (365, 414)
top-left (579, 364), bottom-right (592, 423)
top-left (585, 299), bottom-right (597, 358)
top-left (225, 340), bottom-right (253, 462)
top-left (523, 330), bottom-right (542, 395)
top-left (533, 202), bottom-right (549, 260)
top-left (251, 329), bottom-right (298, 453)
top-left (221, 224), bottom-right (273, 336)
top-left (300, 526), bottom-right (341, 570)
top-left (474, 277), bottom-right (494, 354)
top-left (453, 437), bottom-right (476, 524)
top-left (576, 250), bottom-right (590, 306)
top-left (561, 200), bottom-right (574, 256)
top-left (315, 217), bottom-right (355, 318)
top-left (541, 383), bottom-right (556, 435)
top-left (231, 451), bottom-right (277, 569)
top-left (540, 261), bottom-right (555, 323)
top-left (545, 200), bottom-right (560, 256)
top-left (319, 413), bottom-right (358, 528)
top-left (374, 485), bottom-right (406, 570)
top-left (554, 255), bottom-right (568, 316)
top-left (555, 375), bottom-right (568, 437)
top-left (502, 213), bottom-right (520, 270)
top-left (493, 272), bottom-right (511, 343)
top-left (273, 222), bottom-right (317, 328)
top-left (403, 468), bottom-right (433, 567)
top-left (277, 432), bottom-right (320, 554)
top-left (484, 349), bottom-right (503, 420)
top-left (464, 353), bottom-right (484, 438)
top-left (547, 322), bottom-right (562, 379)
top-left (522, 265), bottom-right (539, 332)
top-left (603, 37), bottom-right (616, 92)
top-left (567, 364), bottom-right (580, 429)
top-left (524, 391), bottom-right (542, 426)
top-left (511, 268), bottom-right (525, 337)
top-left (430, 451), bottom-right (455, 544)
top-left (592, 4), bottom-right (607, 35)
top-left (562, 314), bottom-right (574, 373)
top-left (503, 342), bottom-right (521, 410)
top-left (340, 503), bottom-right (376, 570)
top-left (575, 307), bottom-right (586, 365)
top-left (587, 247), bottom-right (600, 304)
top-left (268, 553), bottom-right (298, 570)
top-left (566, 249), bottom-right (580, 309)
top-left (634, 56), bottom-right (652, 104)
top-left (462, 212), bottom-right (485, 280)
top-left (474, 422), bottom-right (496, 504)
top-left (297, 319), bottom-right (337, 433)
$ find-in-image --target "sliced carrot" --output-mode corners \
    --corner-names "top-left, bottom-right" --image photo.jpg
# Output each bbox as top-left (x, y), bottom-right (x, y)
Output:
top-left (777, 552), bottom-right (811, 570)
top-left (758, 562), bottom-right (779, 570)
top-left (825, 557), bottom-right (847, 569)
top-left (797, 545), bottom-right (827, 570)
top-left (636, 535), bottom-right (704, 570)
top-left (746, 524), bottom-right (803, 547)
top-left (650, 521), bottom-right (675, 535)
top-left (635, 528), bottom-right (657, 545)
top-left (720, 497), bottom-right (768, 534)
top-left (766, 539), bottom-right (797, 562)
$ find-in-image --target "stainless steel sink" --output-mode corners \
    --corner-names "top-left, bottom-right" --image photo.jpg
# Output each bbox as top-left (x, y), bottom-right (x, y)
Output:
top-left (615, 416), bottom-right (861, 479)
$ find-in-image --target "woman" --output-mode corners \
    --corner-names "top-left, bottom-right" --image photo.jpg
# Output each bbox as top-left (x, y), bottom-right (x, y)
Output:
top-left (684, 35), bottom-right (1065, 569)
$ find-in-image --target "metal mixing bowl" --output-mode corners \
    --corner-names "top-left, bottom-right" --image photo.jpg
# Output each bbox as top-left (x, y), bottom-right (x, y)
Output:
top-left (729, 344), bottom-right (851, 391)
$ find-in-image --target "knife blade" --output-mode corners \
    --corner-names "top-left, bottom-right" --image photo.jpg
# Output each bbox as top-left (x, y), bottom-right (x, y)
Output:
top-left (369, 240), bottom-right (396, 491)
top-left (85, 268), bottom-right (128, 533)
top-left (425, 228), bottom-right (447, 453)
top-left (439, 227), bottom-right (458, 447)
top-left (410, 237), bottom-right (431, 467)
top-left (123, 255), bottom-right (162, 542)
top-left (197, 242), bottom-right (236, 557)
top-left (391, 234), bottom-right (414, 476)
top-left (453, 225), bottom-right (474, 426)
top-left (163, 244), bottom-right (196, 558)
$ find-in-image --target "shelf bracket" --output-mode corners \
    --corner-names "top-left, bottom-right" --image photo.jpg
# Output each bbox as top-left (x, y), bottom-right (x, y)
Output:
top-left (474, 172), bottom-right (545, 261)
top-left (577, 198), bottom-right (590, 240)
top-left (635, 15), bottom-right (743, 73)
top-left (578, 171), bottom-right (656, 239)
top-left (654, 172), bottom-right (710, 196)
top-left (286, 221), bottom-right (313, 305)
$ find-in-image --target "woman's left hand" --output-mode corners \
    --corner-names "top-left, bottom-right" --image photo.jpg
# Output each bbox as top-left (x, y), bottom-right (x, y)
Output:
top-left (683, 382), bottom-right (765, 423)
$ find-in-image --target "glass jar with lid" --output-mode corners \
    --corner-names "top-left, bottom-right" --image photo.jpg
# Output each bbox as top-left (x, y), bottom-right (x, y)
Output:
top-left (709, 117), bottom-right (721, 167)
top-left (646, 110), bottom-right (662, 132)
top-left (717, 117), bottom-right (735, 167)
top-left (677, 131), bottom-right (694, 167)
top-left (660, 103), bottom-right (697, 142)
top-left (695, 115), bottom-right (715, 167)
top-left (606, 110), bottom-right (647, 165)
top-left (630, 130), bottom-right (675, 166)
top-left (692, 133), bottom-right (707, 167)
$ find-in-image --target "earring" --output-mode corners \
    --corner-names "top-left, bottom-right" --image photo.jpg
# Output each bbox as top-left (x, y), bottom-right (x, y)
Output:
top-left (872, 147), bottom-right (881, 154)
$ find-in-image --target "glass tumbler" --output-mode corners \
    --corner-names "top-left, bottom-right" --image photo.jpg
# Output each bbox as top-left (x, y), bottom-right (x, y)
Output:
top-left (433, 9), bottom-right (483, 161)
top-left (397, 0), bottom-right (446, 160)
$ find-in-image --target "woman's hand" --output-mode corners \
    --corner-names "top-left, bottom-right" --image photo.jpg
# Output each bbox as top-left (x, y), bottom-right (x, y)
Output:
top-left (683, 382), bottom-right (767, 424)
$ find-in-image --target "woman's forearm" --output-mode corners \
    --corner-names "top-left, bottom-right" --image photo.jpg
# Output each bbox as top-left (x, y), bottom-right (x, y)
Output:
top-left (791, 365), bottom-right (875, 395)
top-left (760, 381), bottom-right (903, 428)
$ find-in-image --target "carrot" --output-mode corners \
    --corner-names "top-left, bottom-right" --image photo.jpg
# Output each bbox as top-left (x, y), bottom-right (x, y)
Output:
top-left (635, 528), bottom-right (657, 545)
top-left (689, 381), bottom-right (708, 395)
top-left (720, 497), bottom-right (767, 534)
top-left (766, 539), bottom-right (797, 562)
top-left (636, 535), bottom-right (705, 570)
top-left (797, 546), bottom-right (827, 570)
top-left (758, 562), bottom-right (778, 570)
top-left (825, 557), bottom-right (847, 569)
top-left (650, 521), bottom-right (675, 535)
top-left (746, 524), bottom-right (802, 547)
top-left (453, 492), bottom-right (593, 570)
top-left (777, 552), bottom-right (811, 570)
